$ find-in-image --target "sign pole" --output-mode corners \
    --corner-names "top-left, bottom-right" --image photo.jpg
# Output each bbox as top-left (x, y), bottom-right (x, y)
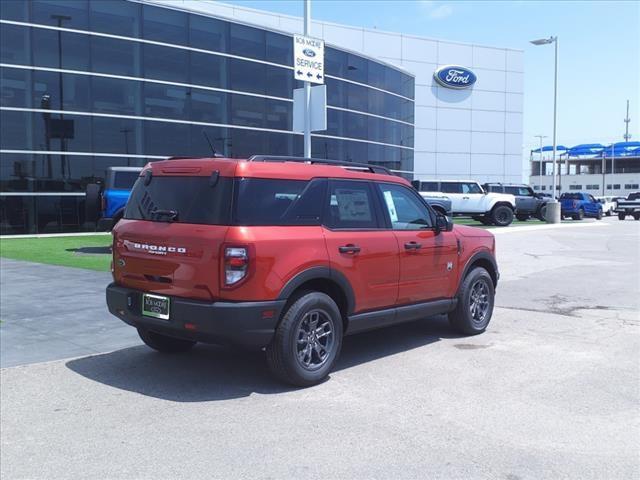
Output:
top-left (303, 0), bottom-right (311, 158)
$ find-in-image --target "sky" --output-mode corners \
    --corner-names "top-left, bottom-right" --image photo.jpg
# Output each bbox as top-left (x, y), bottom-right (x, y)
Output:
top-left (225, 0), bottom-right (640, 153)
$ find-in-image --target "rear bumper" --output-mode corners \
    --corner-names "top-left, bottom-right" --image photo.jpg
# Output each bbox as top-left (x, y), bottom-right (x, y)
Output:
top-left (106, 283), bottom-right (286, 348)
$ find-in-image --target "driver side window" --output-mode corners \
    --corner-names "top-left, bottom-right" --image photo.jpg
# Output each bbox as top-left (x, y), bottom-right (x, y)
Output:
top-left (377, 183), bottom-right (432, 230)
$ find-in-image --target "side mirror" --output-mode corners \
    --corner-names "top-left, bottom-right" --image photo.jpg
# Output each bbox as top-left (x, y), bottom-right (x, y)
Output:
top-left (435, 213), bottom-right (453, 234)
top-left (411, 180), bottom-right (420, 190)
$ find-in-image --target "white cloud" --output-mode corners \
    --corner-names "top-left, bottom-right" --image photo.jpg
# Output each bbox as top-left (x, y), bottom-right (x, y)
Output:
top-left (428, 4), bottom-right (453, 20)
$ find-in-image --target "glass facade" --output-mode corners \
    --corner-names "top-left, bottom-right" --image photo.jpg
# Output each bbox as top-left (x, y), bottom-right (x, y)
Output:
top-left (0, 0), bottom-right (415, 234)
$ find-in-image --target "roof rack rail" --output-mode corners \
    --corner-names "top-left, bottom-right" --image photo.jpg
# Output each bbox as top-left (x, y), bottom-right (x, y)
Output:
top-left (248, 155), bottom-right (393, 176)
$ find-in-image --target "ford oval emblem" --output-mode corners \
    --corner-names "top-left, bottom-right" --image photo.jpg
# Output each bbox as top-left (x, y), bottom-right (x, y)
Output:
top-left (303, 48), bottom-right (316, 58)
top-left (434, 65), bottom-right (477, 89)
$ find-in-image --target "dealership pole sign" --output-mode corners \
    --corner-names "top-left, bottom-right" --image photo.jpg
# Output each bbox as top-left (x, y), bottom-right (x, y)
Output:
top-left (294, 34), bottom-right (324, 84)
top-left (434, 65), bottom-right (477, 89)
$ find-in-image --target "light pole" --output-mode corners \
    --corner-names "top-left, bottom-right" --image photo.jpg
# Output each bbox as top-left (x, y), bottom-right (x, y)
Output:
top-left (303, 0), bottom-right (311, 158)
top-left (534, 134), bottom-right (547, 192)
top-left (531, 36), bottom-right (560, 222)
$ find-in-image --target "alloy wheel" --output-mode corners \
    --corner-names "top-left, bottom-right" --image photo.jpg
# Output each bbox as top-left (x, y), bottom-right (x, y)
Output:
top-left (295, 309), bottom-right (334, 371)
top-left (469, 280), bottom-right (490, 326)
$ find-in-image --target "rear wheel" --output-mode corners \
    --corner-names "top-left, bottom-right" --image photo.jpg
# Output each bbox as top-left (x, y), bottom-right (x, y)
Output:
top-left (634, 213), bottom-right (640, 221)
top-left (536, 204), bottom-right (547, 221)
top-left (137, 328), bottom-right (196, 353)
top-left (266, 292), bottom-right (343, 387)
top-left (573, 208), bottom-right (584, 221)
top-left (596, 209), bottom-right (603, 220)
top-left (490, 205), bottom-right (514, 227)
top-left (449, 267), bottom-right (495, 335)
top-left (618, 213), bottom-right (626, 220)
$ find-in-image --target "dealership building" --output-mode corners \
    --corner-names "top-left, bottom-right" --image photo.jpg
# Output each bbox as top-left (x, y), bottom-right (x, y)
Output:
top-left (0, 0), bottom-right (524, 234)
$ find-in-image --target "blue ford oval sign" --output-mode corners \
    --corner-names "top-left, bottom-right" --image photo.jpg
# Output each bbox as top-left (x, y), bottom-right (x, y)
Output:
top-left (303, 48), bottom-right (316, 58)
top-left (434, 65), bottom-right (477, 89)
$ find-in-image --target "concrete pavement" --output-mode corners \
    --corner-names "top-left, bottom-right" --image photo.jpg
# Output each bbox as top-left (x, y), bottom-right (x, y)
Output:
top-left (1, 217), bottom-right (639, 479)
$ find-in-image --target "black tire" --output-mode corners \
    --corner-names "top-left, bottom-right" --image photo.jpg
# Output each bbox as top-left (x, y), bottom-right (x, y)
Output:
top-left (137, 328), bottom-right (196, 353)
top-left (536, 204), bottom-right (547, 221)
top-left (573, 208), bottom-right (584, 221)
top-left (266, 292), bottom-right (343, 387)
top-left (449, 267), bottom-right (495, 335)
top-left (516, 214), bottom-right (529, 221)
top-left (634, 213), bottom-right (640, 221)
top-left (490, 205), bottom-right (514, 227)
top-left (618, 213), bottom-right (626, 221)
top-left (605, 210), bottom-right (611, 217)
top-left (596, 209), bottom-right (603, 220)
top-left (84, 183), bottom-right (102, 223)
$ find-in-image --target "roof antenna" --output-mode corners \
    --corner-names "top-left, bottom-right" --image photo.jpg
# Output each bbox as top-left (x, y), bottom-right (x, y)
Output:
top-left (202, 129), bottom-right (217, 157)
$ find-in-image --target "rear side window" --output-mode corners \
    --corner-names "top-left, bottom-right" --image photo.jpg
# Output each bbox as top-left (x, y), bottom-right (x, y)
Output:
top-left (325, 180), bottom-right (379, 229)
top-left (112, 171), bottom-right (141, 190)
top-left (124, 176), bottom-right (233, 224)
top-left (441, 182), bottom-right (462, 194)
top-left (234, 178), bottom-right (325, 226)
top-left (420, 181), bottom-right (438, 191)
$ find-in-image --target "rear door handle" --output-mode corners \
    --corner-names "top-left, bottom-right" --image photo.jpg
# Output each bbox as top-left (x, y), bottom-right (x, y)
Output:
top-left (404, 241), bottom-right (422, 250)
top-left (338, 244), bottom-right (361, 254)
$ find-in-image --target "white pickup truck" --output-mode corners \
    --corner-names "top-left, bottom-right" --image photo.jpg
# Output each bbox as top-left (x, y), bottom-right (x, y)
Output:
top-left (614, 192), bottom-right (640, 220)
top-left (414, 180), bottom-right (517, 226)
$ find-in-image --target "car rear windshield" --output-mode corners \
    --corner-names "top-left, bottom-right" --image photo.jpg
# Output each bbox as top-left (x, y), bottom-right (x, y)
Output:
top-left (560, 193), bottom-right (582, 200)
top-left (124, 176), bottom-right (233, 224)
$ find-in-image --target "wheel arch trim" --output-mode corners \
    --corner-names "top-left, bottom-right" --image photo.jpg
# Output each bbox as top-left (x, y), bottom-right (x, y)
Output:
top-left (277, 266), bottom-right (356, 315)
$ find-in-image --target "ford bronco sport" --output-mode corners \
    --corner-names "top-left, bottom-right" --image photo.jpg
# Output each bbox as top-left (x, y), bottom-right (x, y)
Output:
top-left (107, 156), bottom-right (499, 387)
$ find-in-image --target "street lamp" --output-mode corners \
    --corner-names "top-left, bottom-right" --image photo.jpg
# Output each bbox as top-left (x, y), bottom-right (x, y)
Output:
top-left (534, 134), bottom-right (547, 192)
top-left (530, 36), bottom-right (560, 222)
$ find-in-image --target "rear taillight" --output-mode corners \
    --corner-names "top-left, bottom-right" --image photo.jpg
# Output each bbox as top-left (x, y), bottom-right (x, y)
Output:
top-left (224, 247), bottom-right (248, 286)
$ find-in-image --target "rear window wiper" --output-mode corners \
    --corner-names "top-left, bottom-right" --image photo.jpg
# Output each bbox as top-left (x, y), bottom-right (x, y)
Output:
top-left (152, 209), bottom-right (179, 222)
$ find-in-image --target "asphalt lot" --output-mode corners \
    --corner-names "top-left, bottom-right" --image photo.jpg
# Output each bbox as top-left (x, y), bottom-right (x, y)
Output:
top-left (1, 217), bottom-right (639, 479)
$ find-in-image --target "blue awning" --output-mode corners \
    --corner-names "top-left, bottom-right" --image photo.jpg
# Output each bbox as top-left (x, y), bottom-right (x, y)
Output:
top-left (566, 143), bottom-right (605, 156)
top-left (531, 145), bottom-right (568, 153)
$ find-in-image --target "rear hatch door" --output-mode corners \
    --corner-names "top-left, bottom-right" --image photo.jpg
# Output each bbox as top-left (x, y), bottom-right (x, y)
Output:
top-left (113, 166), bottom-right (234, 301)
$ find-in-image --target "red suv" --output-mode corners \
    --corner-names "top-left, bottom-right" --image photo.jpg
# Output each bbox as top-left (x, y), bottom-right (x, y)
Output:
top-left (107, 156), bottom-right (498, 386)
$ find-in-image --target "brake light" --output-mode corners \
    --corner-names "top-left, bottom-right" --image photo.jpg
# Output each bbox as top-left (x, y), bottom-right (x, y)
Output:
top-left (224, 247), bottom-right (248, 286)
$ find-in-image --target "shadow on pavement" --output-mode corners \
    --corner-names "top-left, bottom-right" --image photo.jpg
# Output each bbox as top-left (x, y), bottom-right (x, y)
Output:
top-left (66, 315), bottom-right (458, 402)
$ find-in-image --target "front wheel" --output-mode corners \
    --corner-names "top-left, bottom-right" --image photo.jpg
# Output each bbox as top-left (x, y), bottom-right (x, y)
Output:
top-left (266, 292), bottom-right (343, 387)
top-left (618, 213), bottom-right (626, 221)
top-left (137, 328), bottom-right (196, 353)
top-left (449, 267), bottom-right (495, 335)
top-left (596, 209), bottom-right (603, 220)
top-left (491, 205), bottom-right (514, 227)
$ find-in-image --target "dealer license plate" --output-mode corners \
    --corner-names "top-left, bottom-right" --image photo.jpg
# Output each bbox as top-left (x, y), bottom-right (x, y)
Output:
top-left (142, 293), bottom-right (170, 320)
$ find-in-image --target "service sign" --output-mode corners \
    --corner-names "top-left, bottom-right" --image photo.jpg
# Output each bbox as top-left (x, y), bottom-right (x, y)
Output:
top-left (434, 65), bottom-right (477, 89)
top-left (294, 34), bottom-right (324, 84)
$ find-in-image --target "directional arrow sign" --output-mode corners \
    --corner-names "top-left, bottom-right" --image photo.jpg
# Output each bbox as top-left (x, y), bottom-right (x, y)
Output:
top-left (293, 34), bottom-right (324, 85)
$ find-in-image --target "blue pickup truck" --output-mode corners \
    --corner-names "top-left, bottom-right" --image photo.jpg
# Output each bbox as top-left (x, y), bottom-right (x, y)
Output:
top-left (560, 192), bottom-right (603, 220)
top-left (85, 166), bottom-right (142, 230)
